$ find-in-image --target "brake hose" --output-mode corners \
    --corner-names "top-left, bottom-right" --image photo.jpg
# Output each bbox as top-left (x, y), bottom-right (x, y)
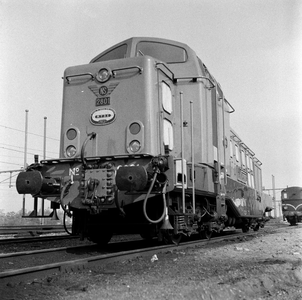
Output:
top-left (81, 132), bottom-right (96, 169)
top-left (60, 180), bottom-right (72, 217)
top-left (143, 172), bottom-right (167, 224)
top-left (59, 180), bottom-right (73, 234)
top-left (63, 210), bottom-right (72, 235)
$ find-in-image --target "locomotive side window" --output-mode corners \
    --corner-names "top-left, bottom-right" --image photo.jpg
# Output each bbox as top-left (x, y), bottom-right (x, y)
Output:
top-left (241, 149), bottom-right (246, 168)
top-left (248, 172), bottom-right (255, 188)
top-left (161, 82), bottom-right (172, 114)
top-left (246, 155), bottom-right (255, 188)
top-left (136, 42), bottom-right (187, 63)
top-left (246, 154), bottom-right (250, 170)
top-left (163, 119), bottom-right (174, 150)
top-left (235, 144), bottom-right (240, 162)
top-left (249, 156), bottom-right (253, 172)
top-left (229, 140), bottom-right (233, 158)
top-left (251, 174), bottom-right (255, 188)
top-left (92, 44), bottom-right (127, 63)
top-left (247, 173), bottom-right (251, 187)
top-left (254, 164), bottom-right (262, 191)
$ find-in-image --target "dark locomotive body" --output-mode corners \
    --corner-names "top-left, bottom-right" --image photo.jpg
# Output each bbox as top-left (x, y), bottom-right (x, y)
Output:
top-left (281, 186), bottom-right (302, 226)
top-left (16, 37), bottom-right (272, 244)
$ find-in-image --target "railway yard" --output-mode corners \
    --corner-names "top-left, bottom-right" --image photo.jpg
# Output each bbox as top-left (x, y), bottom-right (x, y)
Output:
top-left (0, 220), bottom-right (301, 300)
top-left (1, 2), bottom-right (301, 300)
top-left (2, 35), bottom-right (296, 300)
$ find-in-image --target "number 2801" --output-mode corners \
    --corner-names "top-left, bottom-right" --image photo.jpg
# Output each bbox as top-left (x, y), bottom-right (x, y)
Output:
top-left (96, 97), bottom-right (110, 106)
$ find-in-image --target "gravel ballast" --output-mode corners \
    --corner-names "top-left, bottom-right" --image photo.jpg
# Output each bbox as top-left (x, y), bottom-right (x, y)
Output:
top-left (1, 222), bottom-right (301, 300)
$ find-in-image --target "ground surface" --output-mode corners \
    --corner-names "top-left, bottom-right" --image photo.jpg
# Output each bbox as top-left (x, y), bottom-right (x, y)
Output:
top-left (1, 221), bottom-right (302, 300)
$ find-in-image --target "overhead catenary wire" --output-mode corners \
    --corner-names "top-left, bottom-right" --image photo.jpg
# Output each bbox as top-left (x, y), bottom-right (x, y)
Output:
top-left (1, 154), bottom-right (30, 159)
top-left (0, 142), bottom-right (59, 155)
top-left (0, 161), bottom-right (23, 166)
top-left (0, 147), bottom-right (57, 159)
top-left (0, 121), bottom-right (59, 169)
top-left (0, 124), bottom-right (59, 141)
top-left (0, 173), bottom-right (18, 184)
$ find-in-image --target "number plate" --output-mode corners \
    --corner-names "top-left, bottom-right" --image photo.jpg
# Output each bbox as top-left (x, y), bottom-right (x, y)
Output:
top-left (96, 97), bottom-right (110, 106)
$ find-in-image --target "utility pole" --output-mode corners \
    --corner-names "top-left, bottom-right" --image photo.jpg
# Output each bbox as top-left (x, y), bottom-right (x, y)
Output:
top-left (22, 110), bottom-right (29, 216)
top-left (41, 117), bottom-right (47, 223)
top-left (272, 175), bottom-right (276, 217)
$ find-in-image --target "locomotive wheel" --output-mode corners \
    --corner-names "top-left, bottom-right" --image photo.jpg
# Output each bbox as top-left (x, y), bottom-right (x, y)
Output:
top-left (162, 230), bottom-right (182, 245)
top-left (63, 208), bottom-right (72, 235)
top-left (140, 226), bottom-right (156, 241)
top-left (140, 232), bottom-right (154, 241)
top-left (242, 224), bottom-right (250, 233)
top-left (170, 233), bottom-right (182, 245)
top-left (200, 228), bottom-right (212, 240)
top-left (253, 224), bottom-right (260, 231)
top-left (89, 230), bottom-right (113, 246)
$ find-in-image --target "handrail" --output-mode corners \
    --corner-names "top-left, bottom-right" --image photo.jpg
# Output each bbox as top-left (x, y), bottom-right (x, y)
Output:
top-left (64, 72), bottom-right (94, 84)
top-left (112, 66), bottom-right (143, 77)
top-left (180, 92), bottom-right (186, 214)
top-left (156, 62), bottom-right (215, 90)
top-left (200, 163), bottom-right (215, 170)
top-left (224, 98), bottom-right (235, 113)
top-left (174, 76), bottom-right (215, 89)
top-left (253, 157), bottom-right (262, 166)
top-left (190, 100), bottom-right (195, 214)
top-left (219, 97), bottom-right (235, 114)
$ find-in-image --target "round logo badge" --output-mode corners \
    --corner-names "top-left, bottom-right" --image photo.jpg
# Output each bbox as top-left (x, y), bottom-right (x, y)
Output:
top-left (90, 108), bottom-right (116, 126)
top-left (99, 86), bottom-right (108, 96)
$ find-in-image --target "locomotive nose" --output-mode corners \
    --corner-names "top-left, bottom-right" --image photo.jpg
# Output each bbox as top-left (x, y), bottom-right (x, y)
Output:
top-left (16, 171), bottom-right (43, 195)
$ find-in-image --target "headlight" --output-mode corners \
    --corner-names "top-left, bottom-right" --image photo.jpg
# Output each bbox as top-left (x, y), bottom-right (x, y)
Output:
top-left (129, 140), bottom-right (141, 153)
top-left (283, 206), bottom-right (288, 210)
top-left (126, 121), bottom-right (144, 154)
top-left (129, 122), bottom-right (141, 135)
top-left (66, 128), bottom-right (77, 140)
top-left (96, 68), bottom-right (111, 83)
top-left (66, 145), bottom-right (77, 157)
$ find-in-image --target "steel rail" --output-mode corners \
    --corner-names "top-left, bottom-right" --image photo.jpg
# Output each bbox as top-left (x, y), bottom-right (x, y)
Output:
top-left (0, 224), bottom-right (70, 230)
top-left (0, 224), bottom-right (292, 285)
top-left (0, 225), bottom-right (71, 235)
top-left (0, 234), bottom-right (79, 245)
top-left (0, 243), bottom-right (94, 260)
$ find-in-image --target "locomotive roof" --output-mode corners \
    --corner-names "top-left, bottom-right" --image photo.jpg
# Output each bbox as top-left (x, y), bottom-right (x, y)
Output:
top-left (89, 37), bottom-right (204, 79)
top-left (90, 37), bottom-right (193, 62)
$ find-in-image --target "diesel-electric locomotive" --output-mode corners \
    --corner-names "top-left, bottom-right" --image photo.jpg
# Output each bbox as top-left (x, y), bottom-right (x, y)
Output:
top-left (281, 186), bottom-right (302, 226)
top-left (16, 37), bottom-right (272, 244)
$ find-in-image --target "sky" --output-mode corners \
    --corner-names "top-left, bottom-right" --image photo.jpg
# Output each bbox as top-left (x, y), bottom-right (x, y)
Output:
top-left (0, 0), bottom-right (301, 213)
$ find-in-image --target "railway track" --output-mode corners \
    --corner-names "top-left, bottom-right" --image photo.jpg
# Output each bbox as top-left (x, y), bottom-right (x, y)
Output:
top-left (0, 234), bottom-right (78, 246)
top-left (0, 225), bottom-right (71, 237)
top-left (0, 229), bottom-right (269, 286)
top-left (0, 224), bottom-right (75, 246)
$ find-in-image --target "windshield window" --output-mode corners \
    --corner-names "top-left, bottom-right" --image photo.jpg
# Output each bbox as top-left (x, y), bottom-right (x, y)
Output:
top-left (136, 41), bottom-right (187, 63)
top-left (93, 44), bottom-right (127, 63)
